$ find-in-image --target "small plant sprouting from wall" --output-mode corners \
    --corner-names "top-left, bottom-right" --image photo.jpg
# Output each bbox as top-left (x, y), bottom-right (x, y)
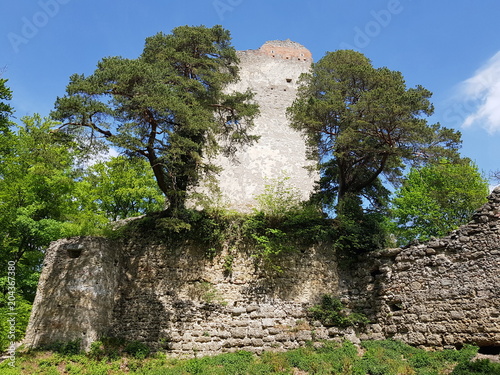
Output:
top-left (255, 174), bottom-right (303, 223)
top-left (189, 281), bottom-right (227, 306)
top-left (223, 253), bottom-right (234, 275)
top-left (309, 294), bottom-right (369, 328)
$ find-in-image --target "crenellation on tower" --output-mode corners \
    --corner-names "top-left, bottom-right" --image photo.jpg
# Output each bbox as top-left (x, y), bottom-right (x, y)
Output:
top-left (242, 39), bottom-right (313, 61)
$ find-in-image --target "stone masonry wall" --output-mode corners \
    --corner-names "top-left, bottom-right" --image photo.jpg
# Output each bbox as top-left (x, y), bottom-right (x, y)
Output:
top-left (344, 188), bottom-right (500, 349)
top-left (24, 237), bottom-right (121, 350)
top-left (200, 40), bottom-right (318, 212)
top-left (25, 189), bottom-right (500, 356)
top-left (107, 241), bottom-right (340, 357)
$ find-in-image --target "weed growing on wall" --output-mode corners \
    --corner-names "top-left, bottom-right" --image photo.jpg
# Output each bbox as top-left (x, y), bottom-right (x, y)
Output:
top-left (106, 173), bottom-right (391, 274)
top-left (188, 281), bottom-right (227, 306)
top-left (109, 182), bottom-right (334, 273)
top-left (309, 294), bottom-right (369, 328)
top-left (255, 174), bottom-right (303, 223)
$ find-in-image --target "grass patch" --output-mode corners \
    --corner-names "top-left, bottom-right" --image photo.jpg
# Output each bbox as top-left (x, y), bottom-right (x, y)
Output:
top-left (3, 339), bottom-right (499, 374)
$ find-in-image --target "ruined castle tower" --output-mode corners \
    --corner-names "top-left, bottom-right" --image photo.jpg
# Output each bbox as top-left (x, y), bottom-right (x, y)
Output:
top-left (23, 40), bottom-right (500, 356)
top-left (205, 40), bottom-right (318, 212)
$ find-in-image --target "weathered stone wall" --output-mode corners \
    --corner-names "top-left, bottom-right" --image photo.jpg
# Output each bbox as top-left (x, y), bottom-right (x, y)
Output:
top-left (24, 237), bottom-right (121, 350)
top-left (343, 189), bottom-right (500, 349)
top-left (25, 189), bottom-right (500, 356)
top-left (107, 241), bottom-right (340, 356)
top-left (25, 240), bottom-right (343, 356)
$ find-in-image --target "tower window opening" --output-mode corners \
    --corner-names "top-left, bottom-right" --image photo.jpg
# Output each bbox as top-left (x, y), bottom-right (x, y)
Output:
top-left (67, 249), bottom-right (82, 259)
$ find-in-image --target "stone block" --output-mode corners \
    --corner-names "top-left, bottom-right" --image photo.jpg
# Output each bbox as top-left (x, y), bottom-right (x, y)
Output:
top-left (261, 318), bottom-right (275, 328)
top-left (230, 328), bottom-right (247, 339)
top-left (296, 330), bottom-right (312, 341)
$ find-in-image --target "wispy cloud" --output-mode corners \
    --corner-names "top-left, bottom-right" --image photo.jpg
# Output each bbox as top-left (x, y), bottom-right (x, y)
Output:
top-left (460, 51), bottom-right (500, 133)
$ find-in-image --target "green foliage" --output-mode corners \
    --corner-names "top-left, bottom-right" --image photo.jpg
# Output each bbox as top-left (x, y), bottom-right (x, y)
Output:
top-left (223, 254), bottom-right (234, 274)
top-left (0, 115), bottom-right (81, 302)
top-left (334, 194), bottom-right (389, 255)
top-left (360, 340), bottom-right (481, 375)
top-left (237, 175), bottom-right (334, 271)
top-left (284, 341), bottom-right (364, 374)
top-left (288, 49), bottom-right (462, 211)
top-left (114, 195), bottom-right (333, 274)
top-left (244, 215), bottom-right (292, 273)
top-left (361, 340), bottom-right (420, 375)
top-left (0, 108), bottom-right (171, 321)
top-left (89, 336), bottom-right (151, 361)
top-left (124, 340), bottom-right (151, 359)
top-left (189, 281), bottom-right (227, 305)
top-left (88, 336), bottom-right (126, 360)
top-left (309, 294), bottom-right (369, 328)
top-left (52, 25), bottom-right (259, 214)
top-left (6, 339), bottom-right (495, 375)
top-left (451, 358), bottom-right (500, 374)
top-left (391, 158), bottom-right (489, 245)
top-left (0, 78), bottom-right (13, 134)
top-left (183, 350), bottom-right (254, 375)
top-left (243, 204), bottom-right (332, 272)
top-left (79, 155), bottom-right (165, 221)
top-left (44, 339), bottom-right (82, 355)
top-left (255, 174), bottom-right (303, 221)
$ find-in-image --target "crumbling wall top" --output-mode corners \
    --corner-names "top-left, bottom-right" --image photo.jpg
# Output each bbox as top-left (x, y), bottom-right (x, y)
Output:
top-left (242, 39), bottom-right (312, 62)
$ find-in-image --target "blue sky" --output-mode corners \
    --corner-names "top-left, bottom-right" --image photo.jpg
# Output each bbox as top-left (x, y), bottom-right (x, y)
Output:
top-left (2, 0), bottom-right (500, 183)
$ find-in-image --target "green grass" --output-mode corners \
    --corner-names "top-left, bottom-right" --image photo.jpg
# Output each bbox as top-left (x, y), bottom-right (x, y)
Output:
top-left (2, 340), bottom-right (499, 375)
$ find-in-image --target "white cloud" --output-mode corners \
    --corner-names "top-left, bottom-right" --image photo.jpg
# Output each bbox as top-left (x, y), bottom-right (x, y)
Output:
top-left (460, 51), bottom-right (500, 133)
top-left (84, 147), bottom-right (120, 168)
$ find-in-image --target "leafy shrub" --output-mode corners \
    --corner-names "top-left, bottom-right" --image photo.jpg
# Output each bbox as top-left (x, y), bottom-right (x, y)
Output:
top-left (451, 359), bottom-right (500, 375)
top-left (88, 336), bottom-right (152, 360)
top-left (334, 195), bottom-right (389, 255)
top-left (255, 174), bottom-right (303, 221)
top-left (123, 340), bottom-right (151, 359)
top-left (309, 294), bottom-right (369, 328)
top-left (44, 339), bottom-right (82, 355)
top-left (88, 338), bottom-right (122, 360)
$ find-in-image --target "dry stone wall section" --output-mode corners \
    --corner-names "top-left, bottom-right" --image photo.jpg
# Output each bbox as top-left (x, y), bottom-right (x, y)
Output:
top-left (344, 188), bottom-right (500, 349)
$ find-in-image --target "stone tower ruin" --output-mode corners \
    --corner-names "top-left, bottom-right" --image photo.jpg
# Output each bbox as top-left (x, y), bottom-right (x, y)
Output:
top-left (204, 40), bottom-right (317, 212)
top-left (23, 40), bottom-right (500, 357)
